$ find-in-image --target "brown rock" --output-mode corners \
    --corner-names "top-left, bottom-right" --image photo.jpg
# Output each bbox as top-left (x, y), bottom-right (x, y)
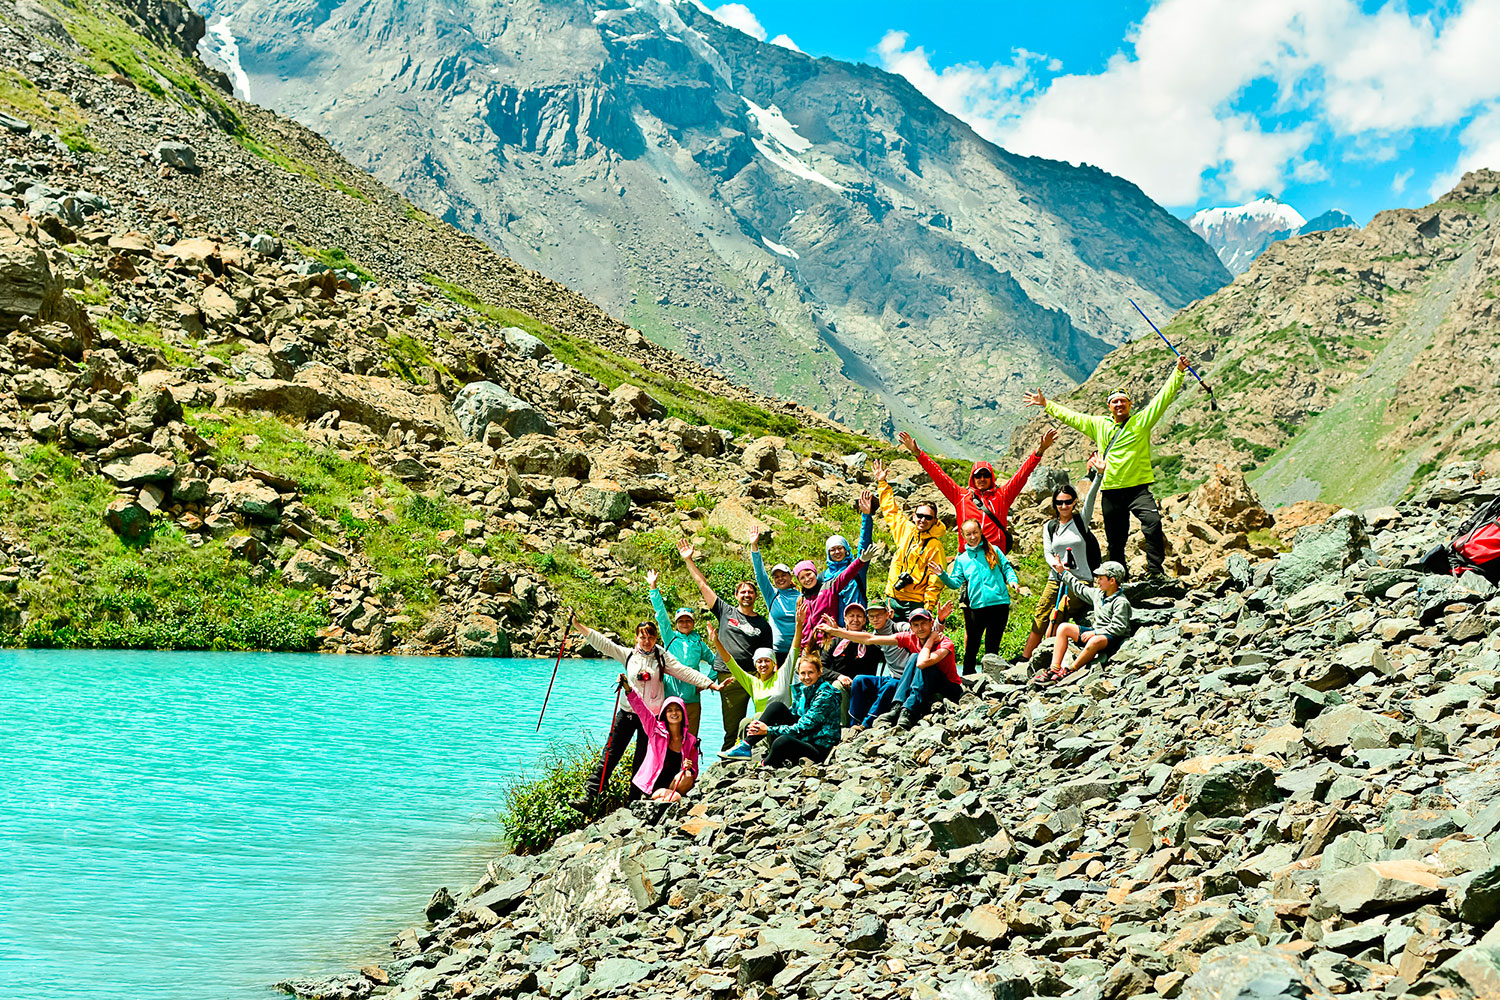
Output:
top-left (1270, 500), bottom-right (1342, 543)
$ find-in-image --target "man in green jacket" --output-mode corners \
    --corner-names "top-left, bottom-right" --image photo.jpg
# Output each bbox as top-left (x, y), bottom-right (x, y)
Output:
top-left (1024, 355), bottom-right (1189, 579)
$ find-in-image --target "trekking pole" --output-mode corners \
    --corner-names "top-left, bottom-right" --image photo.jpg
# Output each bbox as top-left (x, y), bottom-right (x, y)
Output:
top-left (598, 675), bottom-right (627, 796)
top-left (1127, 298), bottom-right (1219, 411)
top-left (535, 609), bottom-right (576, 732)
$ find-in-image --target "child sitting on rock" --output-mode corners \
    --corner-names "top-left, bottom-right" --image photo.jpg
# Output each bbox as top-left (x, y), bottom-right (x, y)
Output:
top-left (1034, 559), bottom-right (1132, 685)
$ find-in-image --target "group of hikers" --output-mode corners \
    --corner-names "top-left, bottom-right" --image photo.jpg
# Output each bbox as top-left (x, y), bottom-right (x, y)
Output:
top-left (564, 356), bottom-right (1193, 810)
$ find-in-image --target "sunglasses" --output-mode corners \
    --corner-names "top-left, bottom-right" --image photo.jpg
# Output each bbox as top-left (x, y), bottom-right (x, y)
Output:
top-left (914, 512), bottom-right (937, 521)
top-left (1054, 498), bottom-right (1076, 507)
top-left (973, 472), bottom-right (993, 479)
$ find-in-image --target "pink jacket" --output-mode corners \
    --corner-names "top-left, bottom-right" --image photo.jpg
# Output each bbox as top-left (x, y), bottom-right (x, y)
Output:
top-left (799, 555), bottom-right (867, 648)
top-left (624, 690), bottom-right (700, 795)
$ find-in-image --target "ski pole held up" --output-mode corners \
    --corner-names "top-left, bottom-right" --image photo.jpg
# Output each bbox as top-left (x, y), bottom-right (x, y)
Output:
top-left (535, 608), bottom-right (576, 732)
top-left (1128, 298), bottom-right (1219, 411)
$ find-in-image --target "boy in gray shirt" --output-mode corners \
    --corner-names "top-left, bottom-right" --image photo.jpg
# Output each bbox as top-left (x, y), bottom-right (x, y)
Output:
top-left (1034, 560), bottom-right (1132, 685)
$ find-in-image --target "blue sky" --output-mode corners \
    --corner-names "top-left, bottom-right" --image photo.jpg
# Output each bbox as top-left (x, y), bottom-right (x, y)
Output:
top-left (696, 0), bottom-right (1500, 226)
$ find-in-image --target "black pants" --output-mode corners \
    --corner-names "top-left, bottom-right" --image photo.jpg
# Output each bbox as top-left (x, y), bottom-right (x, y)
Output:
top-left (584, 706), bottom-right (647, 799)
top-left (719, 671), bottom-right (751, 751)
top-left (747, 700), bottom-right (831, 767)
top-left (1101, 483), bottom-right (1165, 576)
top-left (960, 604), bottom-right (1010, 673)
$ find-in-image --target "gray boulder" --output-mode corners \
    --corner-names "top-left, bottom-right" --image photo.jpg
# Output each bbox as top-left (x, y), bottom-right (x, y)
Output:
top-left (502, 326), bottom-right (550, 359)
top-left (282, 548), bottom-right (340, 590)
top-left (153, 141), bottom-right (197, 171)
top-left (453, 381), bottom-right (555, 441)
top-left (1273, 509), bottom-right (1372, 594)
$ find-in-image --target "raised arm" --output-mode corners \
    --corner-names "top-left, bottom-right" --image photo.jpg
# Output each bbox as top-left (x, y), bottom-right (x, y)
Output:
top-left (676, 537), bottom-right (720, 609)
top-left (818, 615), bottom-right (902, 645)
top-left (647, 572), bottom-right (673, 641)
top-left (622, 682), bottom-right (660, 734)
top-left (1137, 364), bottom-right (1187, 432)
top-left (576, 622), bottom-right (633, 665)
top-left (899, 430), bottom-right (960, 504)
top-left (996, 427), bottom-right (1055, 514)
top-left (1083, 453), bottom-right (1106, 523)
top-left (749, 532), bottom-right (775, 604)
top-left (706, 624), bottom-right (752, 695)
top-left (858, 494), bottom-right (875, 553)
top-left (930, 556), bottom-right (962, 593)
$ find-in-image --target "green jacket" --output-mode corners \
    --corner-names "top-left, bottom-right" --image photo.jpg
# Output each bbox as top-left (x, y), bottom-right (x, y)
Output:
top-left (651, 588), bottom-right (714, 704)
top-left (1045, 368), bottom-right (1185, 490)
top-left (768, 679), bottom-right (843, 751)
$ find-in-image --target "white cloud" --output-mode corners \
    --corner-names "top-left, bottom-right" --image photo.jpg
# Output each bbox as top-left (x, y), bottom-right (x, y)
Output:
top-left (702, 3), bottom-right (766, 41)
top-left (1430, 101), bottom-right (1500, 198)
top-left (1292, 159), bottom-right (1330, 183)
top-left (1391, 168), bottom-right (1413, 194)
top-left (769, 33), bottom-right (802, 53)
top-left (875, 0), bottom-right (1500, 209)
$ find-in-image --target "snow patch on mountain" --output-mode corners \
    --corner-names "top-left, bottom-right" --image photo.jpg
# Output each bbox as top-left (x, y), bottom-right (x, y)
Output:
top-left (1189, 196), bottom-right (1306, 234)
top-left (761, 235), bottom-right (799, 259)
top-left (202, 13), bottom-right (252, 101)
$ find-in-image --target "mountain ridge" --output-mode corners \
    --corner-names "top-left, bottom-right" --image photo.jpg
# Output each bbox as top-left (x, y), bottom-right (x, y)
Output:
top-left (194, 0), bottom-right (1230, 456)
top-left (1190, 195), bottom-right (1358, 275)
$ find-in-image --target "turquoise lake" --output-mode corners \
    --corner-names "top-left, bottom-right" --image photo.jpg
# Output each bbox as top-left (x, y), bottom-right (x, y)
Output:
top-left (0, 648), bottom-right (723, 999)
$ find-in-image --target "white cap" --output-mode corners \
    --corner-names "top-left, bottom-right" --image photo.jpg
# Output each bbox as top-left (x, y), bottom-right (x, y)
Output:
top-left (753, 647), bottom-right (775, 663)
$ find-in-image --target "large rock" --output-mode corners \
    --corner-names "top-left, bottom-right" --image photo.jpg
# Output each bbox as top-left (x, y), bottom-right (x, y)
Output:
top-left (567, 480), bottom-right (631, 523)
top-left (610, 383), bottom-right (666, 420)
top-left (456, 615), bottom-right (510, 657)
top-left (1272, 509), bottom-right (1371, 594)
top-left (103, 497), bottom-right (151, 539)
top-left (101, 453), bottom-right (177, 485)
top-left (200, 285), bottom-right (239, 327)
top-left (532, 843), bottom-right (668, 937)
top-left (1303, 705), bottom-right (1406, 753)
top-left (1180, 760), bottom-right (1281, 817)
top-left (499, 435), bottom-right (590, 479)
top-left (707, 497), bottom-right (769, 541)
top-left (282, 548), bottom-right (340, 590)
top-left (14, 368), bottom-right (69, 401)
top-left (452, 381), bottom-right (554, 440)
top-left (1, 208), bottom-right (88, 334)
top-left (1270, 500), bottom-right (1341, 543)
top-left (741, 435), bottom-right (787, 473)
top-left (153, 141), bottom-right (197, 170)
top-left (1181, 947), bottom-right (1318, 1000)
top-left (222, 480), bottom-right (281, 520)
top-left (1318, 860), bottom-right (1444, 916)
top-left (1180, 464), bottom-right (1273, 533)
top-left (215, 364), bottom-right (463, 441)
top-left (501, 326), bottom-right (550, 359)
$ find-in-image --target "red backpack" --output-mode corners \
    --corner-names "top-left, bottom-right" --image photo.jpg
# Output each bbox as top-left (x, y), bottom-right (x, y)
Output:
top-left (1451, 497), bottom-right (1500, 582)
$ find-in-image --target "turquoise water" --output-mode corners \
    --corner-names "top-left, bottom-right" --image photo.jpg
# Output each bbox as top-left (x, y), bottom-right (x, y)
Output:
top-left (0, 648), bottom-right (723, 999)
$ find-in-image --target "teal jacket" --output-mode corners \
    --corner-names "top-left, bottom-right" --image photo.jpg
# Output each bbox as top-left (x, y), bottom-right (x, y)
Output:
top-left (937, 543), bottom-right (1019, 609)
top-left (768, 679), bottom-right (843, 751)
top-left (651, 588), bottom-right (714, 705)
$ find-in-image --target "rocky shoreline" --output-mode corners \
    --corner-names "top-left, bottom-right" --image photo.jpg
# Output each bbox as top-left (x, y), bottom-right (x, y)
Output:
top-left (275, 462), bottom-right (1500, 1000)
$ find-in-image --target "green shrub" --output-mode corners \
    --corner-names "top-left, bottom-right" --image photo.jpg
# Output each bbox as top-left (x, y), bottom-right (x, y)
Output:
top-left (499, 739), bottom-right (630, 854)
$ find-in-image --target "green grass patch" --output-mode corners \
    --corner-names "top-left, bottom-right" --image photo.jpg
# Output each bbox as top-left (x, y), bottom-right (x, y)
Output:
top-left (295, 245), bottom-right (376, 284)
top-left (381, 333), bottom-right (445, 384)
top-left (0, 446), bottom-right (325, 651)
top-left (499, 739), bottom-right (629, 854)
top-left (97, 315), bottom-right (195, 365)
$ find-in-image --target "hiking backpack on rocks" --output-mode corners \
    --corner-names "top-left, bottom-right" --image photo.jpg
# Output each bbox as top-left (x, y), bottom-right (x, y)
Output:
top-left (1450, 496), bottom-right (1500, 582)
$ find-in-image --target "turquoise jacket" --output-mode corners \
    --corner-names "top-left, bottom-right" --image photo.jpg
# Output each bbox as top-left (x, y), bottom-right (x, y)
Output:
top-left (769, 679), bottom-right (843, 751)
top-left (651, 588), bottom-right (714, 705)
top-left (937, 542), bottom-right (1020, 610)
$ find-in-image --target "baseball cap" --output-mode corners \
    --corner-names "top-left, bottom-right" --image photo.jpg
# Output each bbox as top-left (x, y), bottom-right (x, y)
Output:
top-left (770, 563), bottom-right (793, 575)
top-left (908, 607), bottom-right (934, 620)
top-left (674, 607), bottom-right (695, 621)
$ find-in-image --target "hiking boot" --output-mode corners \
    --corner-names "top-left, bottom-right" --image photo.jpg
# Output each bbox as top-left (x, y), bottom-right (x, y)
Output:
top-left (720, 740), bottom-right (753, 761)
top-left (876, 705), bottom-right (903, 727)
top-left (898, 711), bottom-right (919, 731)
top-left (567, 795), bottom-right (592, 813)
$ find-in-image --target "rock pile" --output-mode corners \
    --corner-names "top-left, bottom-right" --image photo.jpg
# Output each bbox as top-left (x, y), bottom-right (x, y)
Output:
top-left (278, 466), bottom-right (1500, 1000)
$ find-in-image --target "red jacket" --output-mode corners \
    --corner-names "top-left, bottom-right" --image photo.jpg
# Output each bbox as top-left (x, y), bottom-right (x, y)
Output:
top-left (913, 450), bottom-right (1041, 553)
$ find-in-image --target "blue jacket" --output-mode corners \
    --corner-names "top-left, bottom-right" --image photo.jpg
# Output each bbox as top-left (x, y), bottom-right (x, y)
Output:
top-left (768, 679), bottom-right (843, 751)
top-left (820, 512), bottom-right (873, 624)
top-left (651, 588), bottom-right (714, 704)
top-left (751, 550), bottom-right (799, 653)
top-left (938, 542), bottom-right (1019, 609)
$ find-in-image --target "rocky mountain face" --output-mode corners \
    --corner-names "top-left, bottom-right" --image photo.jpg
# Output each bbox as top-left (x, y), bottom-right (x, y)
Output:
top-left (0, 0), bottom-right (919, 656)
top-left (280, 463), bottom-right (1500, 1000)
top-left (191, 0), bottom-right (1230, 456)
top-left (1189, 197), bottom-right (1357, 275)
top-left (1011, 174), bottom-right (1500, 515)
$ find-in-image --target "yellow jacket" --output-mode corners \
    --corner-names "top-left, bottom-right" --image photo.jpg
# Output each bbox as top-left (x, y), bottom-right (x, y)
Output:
top-left (877, 479), bottom-right (947, 609)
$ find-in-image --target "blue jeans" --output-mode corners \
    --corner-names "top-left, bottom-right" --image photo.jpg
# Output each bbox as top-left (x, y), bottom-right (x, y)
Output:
top-left (899, 662), bottom-right (962, 716)
top-left (850, 675), bottom-right (900, 726)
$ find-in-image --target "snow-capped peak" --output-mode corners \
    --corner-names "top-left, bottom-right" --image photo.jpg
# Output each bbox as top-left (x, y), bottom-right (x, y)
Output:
top-left (1189, 196), bottom-right (1306, 233)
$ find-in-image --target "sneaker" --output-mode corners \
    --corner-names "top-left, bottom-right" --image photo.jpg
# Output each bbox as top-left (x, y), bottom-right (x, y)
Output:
top-left (720, 740), bottom-right (753, 761)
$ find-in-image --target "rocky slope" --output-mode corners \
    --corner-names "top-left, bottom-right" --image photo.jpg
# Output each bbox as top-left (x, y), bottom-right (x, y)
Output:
top-left (193, 0), bottom-right (1230, 455)
top-left (1, 0), bottom-right (940, 656)
top-left (1009, 174), bottom-right (1500, 519)
top-left (277, 463), bottom-right (1500, 1000)
top-left (1189, 198), bottom-right (1357, 276)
